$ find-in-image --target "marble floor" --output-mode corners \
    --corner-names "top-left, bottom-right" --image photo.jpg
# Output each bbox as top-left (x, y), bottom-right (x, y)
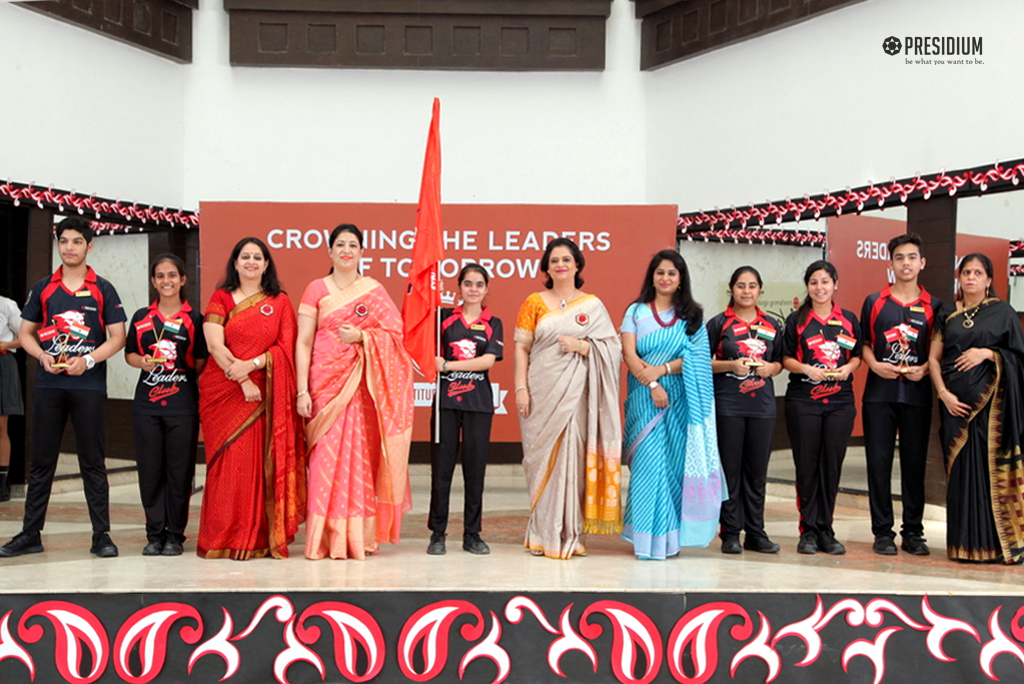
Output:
top-left (0, 453), bottom-right (1019, 597)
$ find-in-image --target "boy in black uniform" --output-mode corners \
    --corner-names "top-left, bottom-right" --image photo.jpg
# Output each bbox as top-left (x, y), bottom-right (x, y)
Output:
top-left (0, 217), bottom-right (127, 558)
top-left (860, 233), bottom-right (941, 556)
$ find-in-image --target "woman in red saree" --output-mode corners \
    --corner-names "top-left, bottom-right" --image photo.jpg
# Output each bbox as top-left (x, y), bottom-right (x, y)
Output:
top-left (197, 237), bottom-right (306, 560)
top-left (295, 224), bottom-right (413, 560)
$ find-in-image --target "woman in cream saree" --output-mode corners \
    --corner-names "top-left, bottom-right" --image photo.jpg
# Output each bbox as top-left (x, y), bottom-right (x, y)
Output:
top-left (514, 238), bottom-right (622, 559)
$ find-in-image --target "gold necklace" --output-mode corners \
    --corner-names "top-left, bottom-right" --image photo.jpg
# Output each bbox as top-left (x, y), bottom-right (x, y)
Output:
top-left (961, 301), bottom-right (983, 329)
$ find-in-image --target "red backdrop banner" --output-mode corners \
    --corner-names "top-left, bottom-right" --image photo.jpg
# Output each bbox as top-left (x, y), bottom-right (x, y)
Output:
top-left (200, 202), bottom-right (678, 442)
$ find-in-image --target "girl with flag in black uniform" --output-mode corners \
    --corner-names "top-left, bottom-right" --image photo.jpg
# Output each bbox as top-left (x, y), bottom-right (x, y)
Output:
top-left (125, 255), bottom-right (207, 556)
top-left (428, 263), bottom-right (503, 556)
top-left (781, 260), bottom-right (861, 556)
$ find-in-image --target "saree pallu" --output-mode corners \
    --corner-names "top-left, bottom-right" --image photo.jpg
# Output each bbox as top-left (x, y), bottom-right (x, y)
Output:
top-left (301, 277), bottom-right (413, 560)
top-left (621, 304), bottom-right (726, 559)
top-left (516, 294), bottom-right (622, 559)
top-left (198, 290), bottom-right (306, 560)
top-left (937, 299), bottom-right (1024, 564)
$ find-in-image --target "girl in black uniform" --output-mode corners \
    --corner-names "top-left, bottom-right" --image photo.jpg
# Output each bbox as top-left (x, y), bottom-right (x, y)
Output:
top-left (428, 263), bottom-right (503, 556)
top-left (125, 255), bottom-right (208, 556)
top-left (707, 266), bottom-right (783, 554)
top-left (781, 260), bottom-right (861, 556)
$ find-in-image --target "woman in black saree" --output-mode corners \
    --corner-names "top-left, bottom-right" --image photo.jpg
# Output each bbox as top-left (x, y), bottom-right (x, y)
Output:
top-left (928, 253), bottom-right (1024, 564)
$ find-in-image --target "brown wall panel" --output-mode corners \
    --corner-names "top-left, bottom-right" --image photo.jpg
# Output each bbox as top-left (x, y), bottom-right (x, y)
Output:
top-left (633, 0), bottom-right (866, 70)
top-left (16, 0), bottom-right (195, 63)
top-left (225, 0), bottom-right (612, 70)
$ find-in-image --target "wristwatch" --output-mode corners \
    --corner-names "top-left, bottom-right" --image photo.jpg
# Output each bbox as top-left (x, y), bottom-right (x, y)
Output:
top-left (84, 354), bottom-right (96, 370)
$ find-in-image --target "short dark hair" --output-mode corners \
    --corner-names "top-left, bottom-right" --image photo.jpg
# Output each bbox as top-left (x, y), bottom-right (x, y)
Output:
top-left (888, 232), bottom-right (922, 258)
top-left (218, 237), bottom-right (284, 297)
top-left (541, 237), bottom-right (585, 289)
top-left (54, 216), bottom-right (94, 243)
top-left (458, 262), bottom-right (490, 286)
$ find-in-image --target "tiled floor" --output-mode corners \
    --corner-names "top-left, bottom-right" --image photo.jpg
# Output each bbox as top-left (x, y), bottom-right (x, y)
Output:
top-left (0, 453), bottom-right (1017, 597)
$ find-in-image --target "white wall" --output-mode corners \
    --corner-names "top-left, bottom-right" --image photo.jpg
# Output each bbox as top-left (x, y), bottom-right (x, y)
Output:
top-left (645, 0), bottom-right (1024, 215)
top-left (180, 0), bottom-right (647, 206)
top-left (0, 4), bottom-right (185, 208)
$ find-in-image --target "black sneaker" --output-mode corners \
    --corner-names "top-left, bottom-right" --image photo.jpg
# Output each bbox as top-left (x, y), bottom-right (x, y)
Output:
top-left (872, 536), bottom-right (897, 556)
top-left (817, 530), bottom-right (846, 555)
top-left (142, 540), bottom-right (164, 556)
top-left (743, 536), bottom-right (781, 554)
top-left (901, 535), bottom-right (930, 556)
top-left (0, 531), bottom-right (43, 557)
top-left (161, 541), bottom-right (184, 556)
top-left (427, 532), bottom-right (446, 555)
top-left (90, 532), bottom-right (119, 558)
top-left (797, 531), bottom-right (818, 555)
top-left (463, 533), bottom-right (490, 555)
top-left (721, 536), bottom-right (742, 554)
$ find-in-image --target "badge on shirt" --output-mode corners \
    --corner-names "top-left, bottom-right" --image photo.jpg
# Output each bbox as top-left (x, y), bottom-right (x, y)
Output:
top-left (75, 290), bottom-right (91, 297)
top-left (575, 313), bottom-right (589, 326)
top-left (828, 319), bottom-right (843, 326)
top-left (470, 323), bottom-right (486, 331)
top-left (910, 306), bottom-right (926, 313)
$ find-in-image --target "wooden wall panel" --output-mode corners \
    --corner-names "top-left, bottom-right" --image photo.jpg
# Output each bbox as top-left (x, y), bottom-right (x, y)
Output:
top-left (16, 0), bottom-right (195, 63)
top-left (224, 0), bottom-right (613, 70)
top-left (632, 0), bottom-right (866, 70)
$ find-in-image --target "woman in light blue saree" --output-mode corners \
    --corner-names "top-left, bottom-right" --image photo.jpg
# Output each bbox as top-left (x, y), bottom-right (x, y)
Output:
top-left (620, 250), bottom-right (726, 559)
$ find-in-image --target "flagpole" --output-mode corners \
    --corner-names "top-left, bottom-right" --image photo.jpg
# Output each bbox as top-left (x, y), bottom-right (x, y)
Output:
top-left (434, 262), bottom-right (442, 445)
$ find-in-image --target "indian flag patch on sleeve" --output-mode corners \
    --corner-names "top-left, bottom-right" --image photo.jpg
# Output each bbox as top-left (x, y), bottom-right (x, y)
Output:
top-left (836, 333), bottom-right (856, 350)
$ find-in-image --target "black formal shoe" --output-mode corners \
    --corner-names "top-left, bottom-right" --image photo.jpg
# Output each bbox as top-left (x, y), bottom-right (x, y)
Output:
top-left (161, 541), bottom-right (184, 556)
top-left (743, 536), bottom-right (781, 554)
top-left (817, 530), bottom-right (846, 555)
top-left (797, 531), bottom-right (819, 555)
top-left (463, 533), bottom-right (490, 555)
top-left (901, 535), bottom-right (930, 556)
top-left (872, 536), bottom-right (897, 556)
top-left (0, 531), bottom-right (43, 557)
top-left (721, 537), bottom-right (742, 554)
top-left (427, 532), bottom-right (446, 555)
top-left (0, 483), bottom-right (10, 503)
top-left (90, 532), bottom-right (119, 558)
top-left (142, 540), bottom-right (164, 556)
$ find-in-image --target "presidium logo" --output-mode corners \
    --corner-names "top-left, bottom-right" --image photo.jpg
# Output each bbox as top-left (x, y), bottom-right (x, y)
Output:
top-left (882, 35), bottom-right (985, 65)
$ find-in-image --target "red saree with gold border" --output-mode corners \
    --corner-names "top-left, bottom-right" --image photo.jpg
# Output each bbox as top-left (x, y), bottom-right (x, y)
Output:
top-left (197, 289), bottom-right (306, 560)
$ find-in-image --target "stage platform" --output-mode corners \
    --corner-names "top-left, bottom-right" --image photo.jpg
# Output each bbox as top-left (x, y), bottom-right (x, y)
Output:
top-left (0, 457), bottom-right (1022, 683)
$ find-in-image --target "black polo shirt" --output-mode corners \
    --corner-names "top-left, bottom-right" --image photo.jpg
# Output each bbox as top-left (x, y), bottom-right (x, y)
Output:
top-left (781, 304), bottom-right (862, 405)
top-left (706, 307), bottom-right (782, 418)
top-left (860, 286), bottom-right (941, 407)
top-left (126, 301), bottom-right (208, 415)
top-left (438, 307), bottom-right (503, 413)
top-left (22, 266), bottom-right (125, 391)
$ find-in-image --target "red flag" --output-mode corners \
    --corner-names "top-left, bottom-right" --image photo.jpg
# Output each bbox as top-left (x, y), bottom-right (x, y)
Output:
top-left (402, 98), bottom-right (445, 382)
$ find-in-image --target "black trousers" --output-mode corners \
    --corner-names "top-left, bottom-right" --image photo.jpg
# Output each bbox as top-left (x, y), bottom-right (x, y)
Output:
top-left (716, 415), bottom-right (775, 540)
top-left (785, 400), bottom-right (856, 535)
top-left (133, 414), bottom-right (199, 544)
top-left (862, 401), bottom-right (931, 539)
top-left (24, 388), bottom-right (109, 534)
top-left (429, 409), bottom-right (492, 535)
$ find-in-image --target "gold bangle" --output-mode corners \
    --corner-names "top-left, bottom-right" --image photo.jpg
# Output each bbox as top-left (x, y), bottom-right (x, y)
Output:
top-left (296, 390), bottom-right (308, 398)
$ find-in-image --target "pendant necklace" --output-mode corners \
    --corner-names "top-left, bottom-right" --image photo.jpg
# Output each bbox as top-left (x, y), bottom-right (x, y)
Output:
top-left (962, 304), bottom-right (980, 329)
top-left (558, 290), bottom-right (577, 310)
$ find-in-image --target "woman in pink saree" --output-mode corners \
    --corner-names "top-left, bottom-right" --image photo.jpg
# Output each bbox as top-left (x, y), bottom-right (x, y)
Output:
top-left (295, 224), bottom-right (414, 560)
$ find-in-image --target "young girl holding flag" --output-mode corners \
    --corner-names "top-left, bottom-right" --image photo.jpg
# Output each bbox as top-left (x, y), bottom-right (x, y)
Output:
top-left (125, 255), bottom-right (207, 556)
top-left (781, 260), bottom-right (862, 556)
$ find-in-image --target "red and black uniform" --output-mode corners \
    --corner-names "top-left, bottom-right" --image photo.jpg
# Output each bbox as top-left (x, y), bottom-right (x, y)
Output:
top-left (781, 304), bottom-right (862, 536)
top-left (20, 266), bottom-right (126, 535)
top-left (706, 307), bottom-right (782, 543)
top-left (860, 286), bottom-right (942, 541)
top-left (430, 306), bottom-right (503, 537)
top-left (126, 301), bottom-right (208, 545)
